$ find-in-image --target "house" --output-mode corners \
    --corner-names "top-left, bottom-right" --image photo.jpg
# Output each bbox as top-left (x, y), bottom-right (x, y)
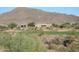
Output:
top-left (35, 24), bottom-right (51, 28)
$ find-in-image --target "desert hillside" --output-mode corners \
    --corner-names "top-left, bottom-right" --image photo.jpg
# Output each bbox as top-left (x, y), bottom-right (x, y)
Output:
top-left (0, 7), bottom-right (79, 25)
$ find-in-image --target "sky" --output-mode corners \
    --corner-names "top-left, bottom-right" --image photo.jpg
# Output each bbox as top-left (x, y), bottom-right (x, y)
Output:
top-left (0, 7), bottom-right (79, 16)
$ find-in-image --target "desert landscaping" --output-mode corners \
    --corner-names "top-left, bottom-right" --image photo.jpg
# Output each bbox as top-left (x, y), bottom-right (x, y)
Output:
top-left (0, 7), bottom-right (79, 52)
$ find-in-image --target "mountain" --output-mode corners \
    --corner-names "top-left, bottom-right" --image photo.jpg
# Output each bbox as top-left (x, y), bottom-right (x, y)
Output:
top-left (0, 7), bottom-right (79, 25)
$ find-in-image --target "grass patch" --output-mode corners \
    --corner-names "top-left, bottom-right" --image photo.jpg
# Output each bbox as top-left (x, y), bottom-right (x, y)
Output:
top-left (30, 31), bottom-right (79, 36)
top-left (0, 32), bottom-right (46, 52)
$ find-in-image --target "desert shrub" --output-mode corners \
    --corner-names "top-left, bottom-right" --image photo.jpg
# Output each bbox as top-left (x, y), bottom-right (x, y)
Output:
top-left (52, 23), bottom-right (59, 28)
top-left (60, 23), bottom-right (71, 28)
top-left (74, 25), bottom-right (79, 29)
top-left (10, 32), bottom-right (46, 52)
top-left (8, 23), bottom-right (17, 29)
top-left (58, 41), bottom-right (79, 52)
top-left (28, 22), bottom-right (35, 27)
top-left (71, 23), bottom-right (79, 29)
top-left (50, 35), bottom-right (79, 52)
top-left (62, 35), bottom-right (74, 47)
top-left (0, 32), bottom-right (11, 50)
top-left (68, 42), bottom-right (79, 52)
top-left (0, 25), bottom-right (8, 31)
top-left (59, 25), bottom-right (65, 28)
top-left (0, 32), bottom-right (46, 52)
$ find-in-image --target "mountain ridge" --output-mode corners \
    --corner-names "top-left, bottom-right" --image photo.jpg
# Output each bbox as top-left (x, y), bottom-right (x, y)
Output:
top-left (0, 7), bottom-right (79, 25)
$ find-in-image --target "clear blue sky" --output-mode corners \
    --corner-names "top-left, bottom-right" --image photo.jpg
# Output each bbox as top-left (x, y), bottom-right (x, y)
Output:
top-left (0, 7), bottom-right (79, 16)
top-left (0, 7), bottom-right (15, 13)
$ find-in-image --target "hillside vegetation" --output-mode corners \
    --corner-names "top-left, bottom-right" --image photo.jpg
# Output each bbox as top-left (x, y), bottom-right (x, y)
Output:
top-left (0, 26), bottom-right (79, 52)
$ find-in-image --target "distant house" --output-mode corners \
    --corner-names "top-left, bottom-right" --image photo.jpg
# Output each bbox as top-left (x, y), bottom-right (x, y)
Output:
top-left (18, 24), bottom-right (27, 30)
top-left (35, 24), bottom-right (51, 28)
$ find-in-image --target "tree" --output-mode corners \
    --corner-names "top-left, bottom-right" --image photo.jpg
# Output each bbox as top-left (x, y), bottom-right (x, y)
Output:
top-left (0, 25), bottom-right (8, 31)
top-left (28, 22), bottom-right (35, 27)
top-left (71, 23), bottom-right (79, 29)
top-left (59, 23), bottom-right (71, 28)
top-left (8, 23), bottom-right (17, 29)
top-left (74, 25), bottom-right (79, 29)
top-left (52, 23), bottom-right (59, 27)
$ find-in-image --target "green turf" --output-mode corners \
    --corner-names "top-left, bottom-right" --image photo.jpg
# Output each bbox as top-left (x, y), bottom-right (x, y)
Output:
top-left (26, 31), bottom-right (79, 36)
top-left (43, 31), bottom-right (79, 35)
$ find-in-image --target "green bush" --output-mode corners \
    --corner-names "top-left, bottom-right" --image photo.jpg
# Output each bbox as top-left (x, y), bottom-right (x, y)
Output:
top-left (8, 23), bottom-right (17, 29)
top-left (0, 32), bottom-right (11, 50)
top-left (0, 32), bottom-right (46, 52)
top-left (0, 25), bottom-right (8, 31)
top-left (28, 22), bottom-right (35, 27)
